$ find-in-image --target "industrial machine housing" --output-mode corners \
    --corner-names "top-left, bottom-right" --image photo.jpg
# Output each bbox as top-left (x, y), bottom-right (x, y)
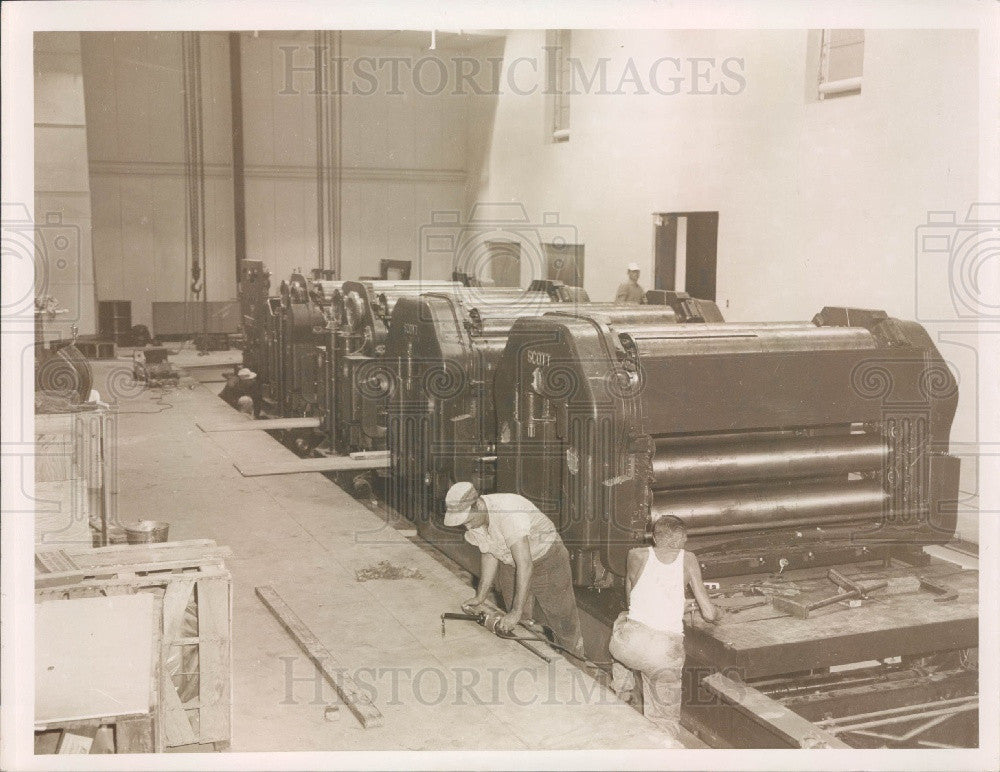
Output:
top-left (384, 299), bottom-right (718, 567)
top-left (487, 306), bottom-right (975, 748)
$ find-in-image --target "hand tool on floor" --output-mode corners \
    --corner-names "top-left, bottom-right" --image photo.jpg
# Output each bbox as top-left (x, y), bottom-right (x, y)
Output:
top-left (440, 608), bottom-right (611, 666)
top-left (771, 569), bottom-right (888, 619)
top-left (919, 576), bottom-right (959, 603)
top-left (727, 599), bottom-right (770, 615)
top-left (440, 610), bottom-right (501, 636)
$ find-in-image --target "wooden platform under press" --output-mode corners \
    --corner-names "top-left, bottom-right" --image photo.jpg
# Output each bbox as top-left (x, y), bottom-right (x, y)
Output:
top-left (685, 559), bottom-right (978, 678)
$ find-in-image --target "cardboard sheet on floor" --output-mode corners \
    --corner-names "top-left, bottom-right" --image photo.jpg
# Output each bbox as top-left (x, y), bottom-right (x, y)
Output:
top-left (234, 454), bottom-right (389, 476)
top-left (36, 594), bottom-right (155, 724)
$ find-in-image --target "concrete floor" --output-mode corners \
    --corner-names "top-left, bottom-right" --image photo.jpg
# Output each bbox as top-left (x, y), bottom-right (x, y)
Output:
top-left (90, 362), bottom-right (697, 752)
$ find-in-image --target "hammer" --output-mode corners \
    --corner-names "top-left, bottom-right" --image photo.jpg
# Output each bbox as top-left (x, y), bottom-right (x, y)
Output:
top-left (771, 570), bottom-right (888, 619)
top-left (919, 576), bottom-right (959, 603)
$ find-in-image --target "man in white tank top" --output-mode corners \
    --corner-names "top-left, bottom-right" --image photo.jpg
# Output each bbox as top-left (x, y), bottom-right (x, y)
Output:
top-left (610, 516), bottom-right (717, 733)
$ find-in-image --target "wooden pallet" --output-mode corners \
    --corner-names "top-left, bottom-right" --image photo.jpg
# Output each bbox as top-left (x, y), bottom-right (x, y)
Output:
top-left (36, 540), bottom-right (233, 750)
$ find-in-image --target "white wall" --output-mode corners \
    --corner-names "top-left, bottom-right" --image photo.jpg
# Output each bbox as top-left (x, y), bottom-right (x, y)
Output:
top-left (81, 32), bottom-right (471, 324)
top-left (34, 32), bottom-right (97, 338)
top-left (82, 32), bottom-right (235, 329)
top-left (466, 29), bottom-right (982, 540)
top-left (236, 32), bottom-right (469, 284)
top-left (468, 29), bottom-right (978, 319)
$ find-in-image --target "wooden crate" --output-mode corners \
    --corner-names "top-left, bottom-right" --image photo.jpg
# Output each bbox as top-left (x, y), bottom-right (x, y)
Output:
top-left (34, 408), bottom-right (115, 546)
top-left (35, 540), bottom-right (233, 750)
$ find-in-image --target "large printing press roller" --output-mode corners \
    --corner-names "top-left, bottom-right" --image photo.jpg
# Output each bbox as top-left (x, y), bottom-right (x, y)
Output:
top-left (493, 307), bottom-right (961, 582)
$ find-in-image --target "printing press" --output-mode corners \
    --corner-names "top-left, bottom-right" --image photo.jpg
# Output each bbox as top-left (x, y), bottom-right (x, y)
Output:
top-left (383, 299), bottom-right (721, 571)
top-left (490, 306), bottom-right (977, 748)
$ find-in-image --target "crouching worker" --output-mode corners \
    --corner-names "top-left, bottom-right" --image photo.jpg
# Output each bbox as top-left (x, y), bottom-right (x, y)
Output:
top-left (609, 515), bottom-right (717, 733)
top-left (445, 482), bottom-right (585, 659)
top-left (219, 367), bottom-right (260, 417)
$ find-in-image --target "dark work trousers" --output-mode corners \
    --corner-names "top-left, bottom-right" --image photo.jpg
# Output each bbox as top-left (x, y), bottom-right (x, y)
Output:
top-left (496, 540), bottom-right (585, 658)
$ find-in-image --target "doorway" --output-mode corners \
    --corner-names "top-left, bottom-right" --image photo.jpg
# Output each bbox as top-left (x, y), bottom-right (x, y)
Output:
top-left (653, 212), bottom-right (719, 301)
top-left (485, 241), bottom-right (522, 287)
top-left (544, 242), bottom-right (584, 288)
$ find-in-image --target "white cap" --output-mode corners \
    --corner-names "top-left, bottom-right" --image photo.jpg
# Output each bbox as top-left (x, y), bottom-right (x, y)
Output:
top-left (627, 262), bottom-right (641, 272)
top-left (444, 482), bottom-right (479, 526)
top-left (238, 368), bottom-right (256, 380)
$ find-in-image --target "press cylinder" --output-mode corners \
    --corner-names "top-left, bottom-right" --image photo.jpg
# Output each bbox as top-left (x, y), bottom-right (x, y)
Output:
top-left (545, 305), bottom-right (680, 325)
top-left (366, 280), bottom-right (461, 292)
top-left (616, 322), bottom-right (819, 337)
top-left (651, 479), bottom-right (887, 535)
top-left (651, 434), bottom-right (887, 489)
top-left (622, 325), bottom-right (875, 357)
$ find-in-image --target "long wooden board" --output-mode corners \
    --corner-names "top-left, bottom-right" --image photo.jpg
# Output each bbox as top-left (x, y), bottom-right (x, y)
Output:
top-left (235, 455), bottom-right (389, 477)
top-left (255, 585), bottom-right (383, 729)
top-left (197, 417), bottom-right (322, 432)
top-left (703, 672), bottom-right (850, 749)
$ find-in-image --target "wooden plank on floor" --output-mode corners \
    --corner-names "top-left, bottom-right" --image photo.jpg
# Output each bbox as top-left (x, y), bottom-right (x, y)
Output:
top-left (197, 417), bottom-right (322, 433)
top-left (349, 450), bottom-right (390, 460)
top-left (255, 585), bottom-right (384, 729)
top-left (703, 672), bottom-right (850, 749)
top-left (235, 455), bottom-right (390, 477)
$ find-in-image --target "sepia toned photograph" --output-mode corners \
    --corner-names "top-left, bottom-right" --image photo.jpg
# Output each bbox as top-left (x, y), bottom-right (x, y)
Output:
top-left (2, 1), bottom-right (998, 769)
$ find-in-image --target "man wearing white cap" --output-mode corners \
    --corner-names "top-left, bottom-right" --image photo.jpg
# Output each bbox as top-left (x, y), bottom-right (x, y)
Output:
top-left (220, 367), bottom-right (260, 416)
top-left (446, 482), bottom-right (585, 657)
top-left (615, 262), bottom-right (647, 305)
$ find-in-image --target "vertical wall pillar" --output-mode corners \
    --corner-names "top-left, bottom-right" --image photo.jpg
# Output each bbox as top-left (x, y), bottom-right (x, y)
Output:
top-left (314, 31), bottom-right (342, 277)
top-left (229, 32), bottom-right (247, 286)
top-left (34, 32), bottom-right (97, 339)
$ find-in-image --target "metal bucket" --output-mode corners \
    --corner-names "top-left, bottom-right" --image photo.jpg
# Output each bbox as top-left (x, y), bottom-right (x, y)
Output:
top-left (124, 519), bottom-right (170, 544)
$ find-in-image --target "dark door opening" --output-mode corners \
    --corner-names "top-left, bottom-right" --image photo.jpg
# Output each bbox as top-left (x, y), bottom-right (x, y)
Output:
top-left (486, 241), bottom-right (522, 287)
top-left (544, 242), bottom-right (584, 288)
top-left (653, 211), bottom-right (719, 301)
